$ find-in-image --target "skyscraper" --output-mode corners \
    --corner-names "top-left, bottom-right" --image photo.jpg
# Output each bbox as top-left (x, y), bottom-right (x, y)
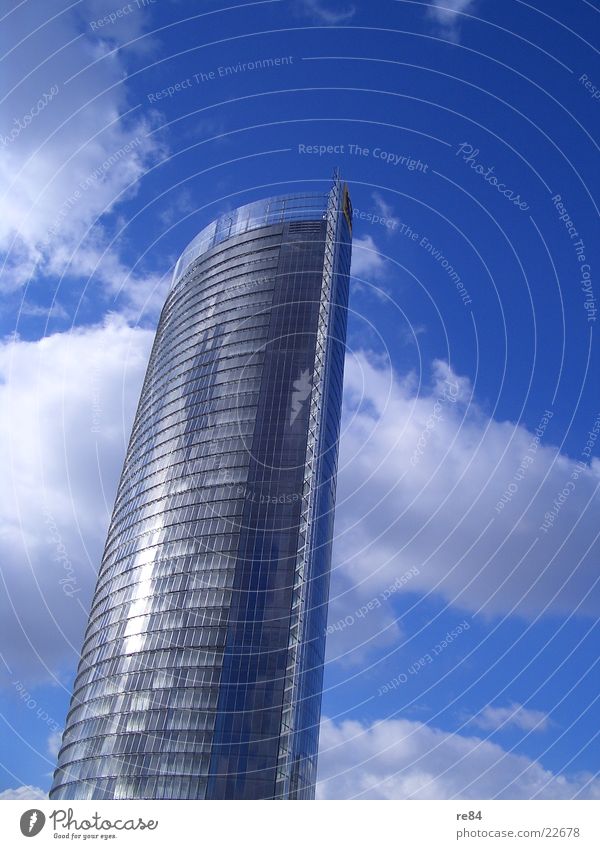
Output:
top-left (50, 174), bottom-right (353, 800)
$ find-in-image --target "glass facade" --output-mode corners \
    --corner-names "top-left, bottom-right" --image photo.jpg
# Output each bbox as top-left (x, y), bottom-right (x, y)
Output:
top-left (49, 176), bottom-right (352, 800)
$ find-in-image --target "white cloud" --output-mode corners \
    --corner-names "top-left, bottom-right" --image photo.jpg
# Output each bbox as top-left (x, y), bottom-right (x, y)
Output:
top-left (0, 317), bottom-right (153, 687)
top-left (47, 730), bottom-right (63, 758)
top-left (317, 717), bottom-right (600, 799)
top-left (296, 0), bottom-right (356, 24)
top-left (83, 0), bottom-right (163, 48)
top-left (471, 703), bottom-right (551, 733)
top-left (427, 0), bottom-right (477, 42)
top-left (329, 351), bottom-right (600, 635)
top-left (19, 301), bottom-right (70, 321)
top-left (0, 1), bottom-right (168, 314)
top-left (350, 234), bottom-right (388, 282)
top-left (0, 785), bottom-right (47, 800)
top-left (325, 595), bottom-right (404, 667)
top-left (372, 192), bottom-right (401, 235)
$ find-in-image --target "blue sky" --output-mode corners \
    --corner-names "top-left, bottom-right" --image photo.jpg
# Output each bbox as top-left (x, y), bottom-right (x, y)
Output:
top-left (0, 0), bottom-right (599, 799)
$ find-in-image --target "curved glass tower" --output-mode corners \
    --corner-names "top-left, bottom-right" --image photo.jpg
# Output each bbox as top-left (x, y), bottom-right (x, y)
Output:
top-left (50, 175), bottom-right (352, 800)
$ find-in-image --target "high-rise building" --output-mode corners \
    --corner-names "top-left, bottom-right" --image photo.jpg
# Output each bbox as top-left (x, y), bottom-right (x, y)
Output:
top-left (50, 175), bottom-right (353, 800)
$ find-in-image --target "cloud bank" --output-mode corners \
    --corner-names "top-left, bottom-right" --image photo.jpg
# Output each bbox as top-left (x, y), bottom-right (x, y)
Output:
top-left (328, 351), bottom-right (599, 647)
top-left (0, 1), bottom-right (168, 313)
top-left (317, 717), bottom-right (600, 799)
top-left (0, 785), bottom-right (47, 801)
top-left (0, 317), bottom-right (153, 687)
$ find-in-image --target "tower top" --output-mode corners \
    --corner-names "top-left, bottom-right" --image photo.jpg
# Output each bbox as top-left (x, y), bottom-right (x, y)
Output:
top-left (171, 177), bottom-right (350, 290)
